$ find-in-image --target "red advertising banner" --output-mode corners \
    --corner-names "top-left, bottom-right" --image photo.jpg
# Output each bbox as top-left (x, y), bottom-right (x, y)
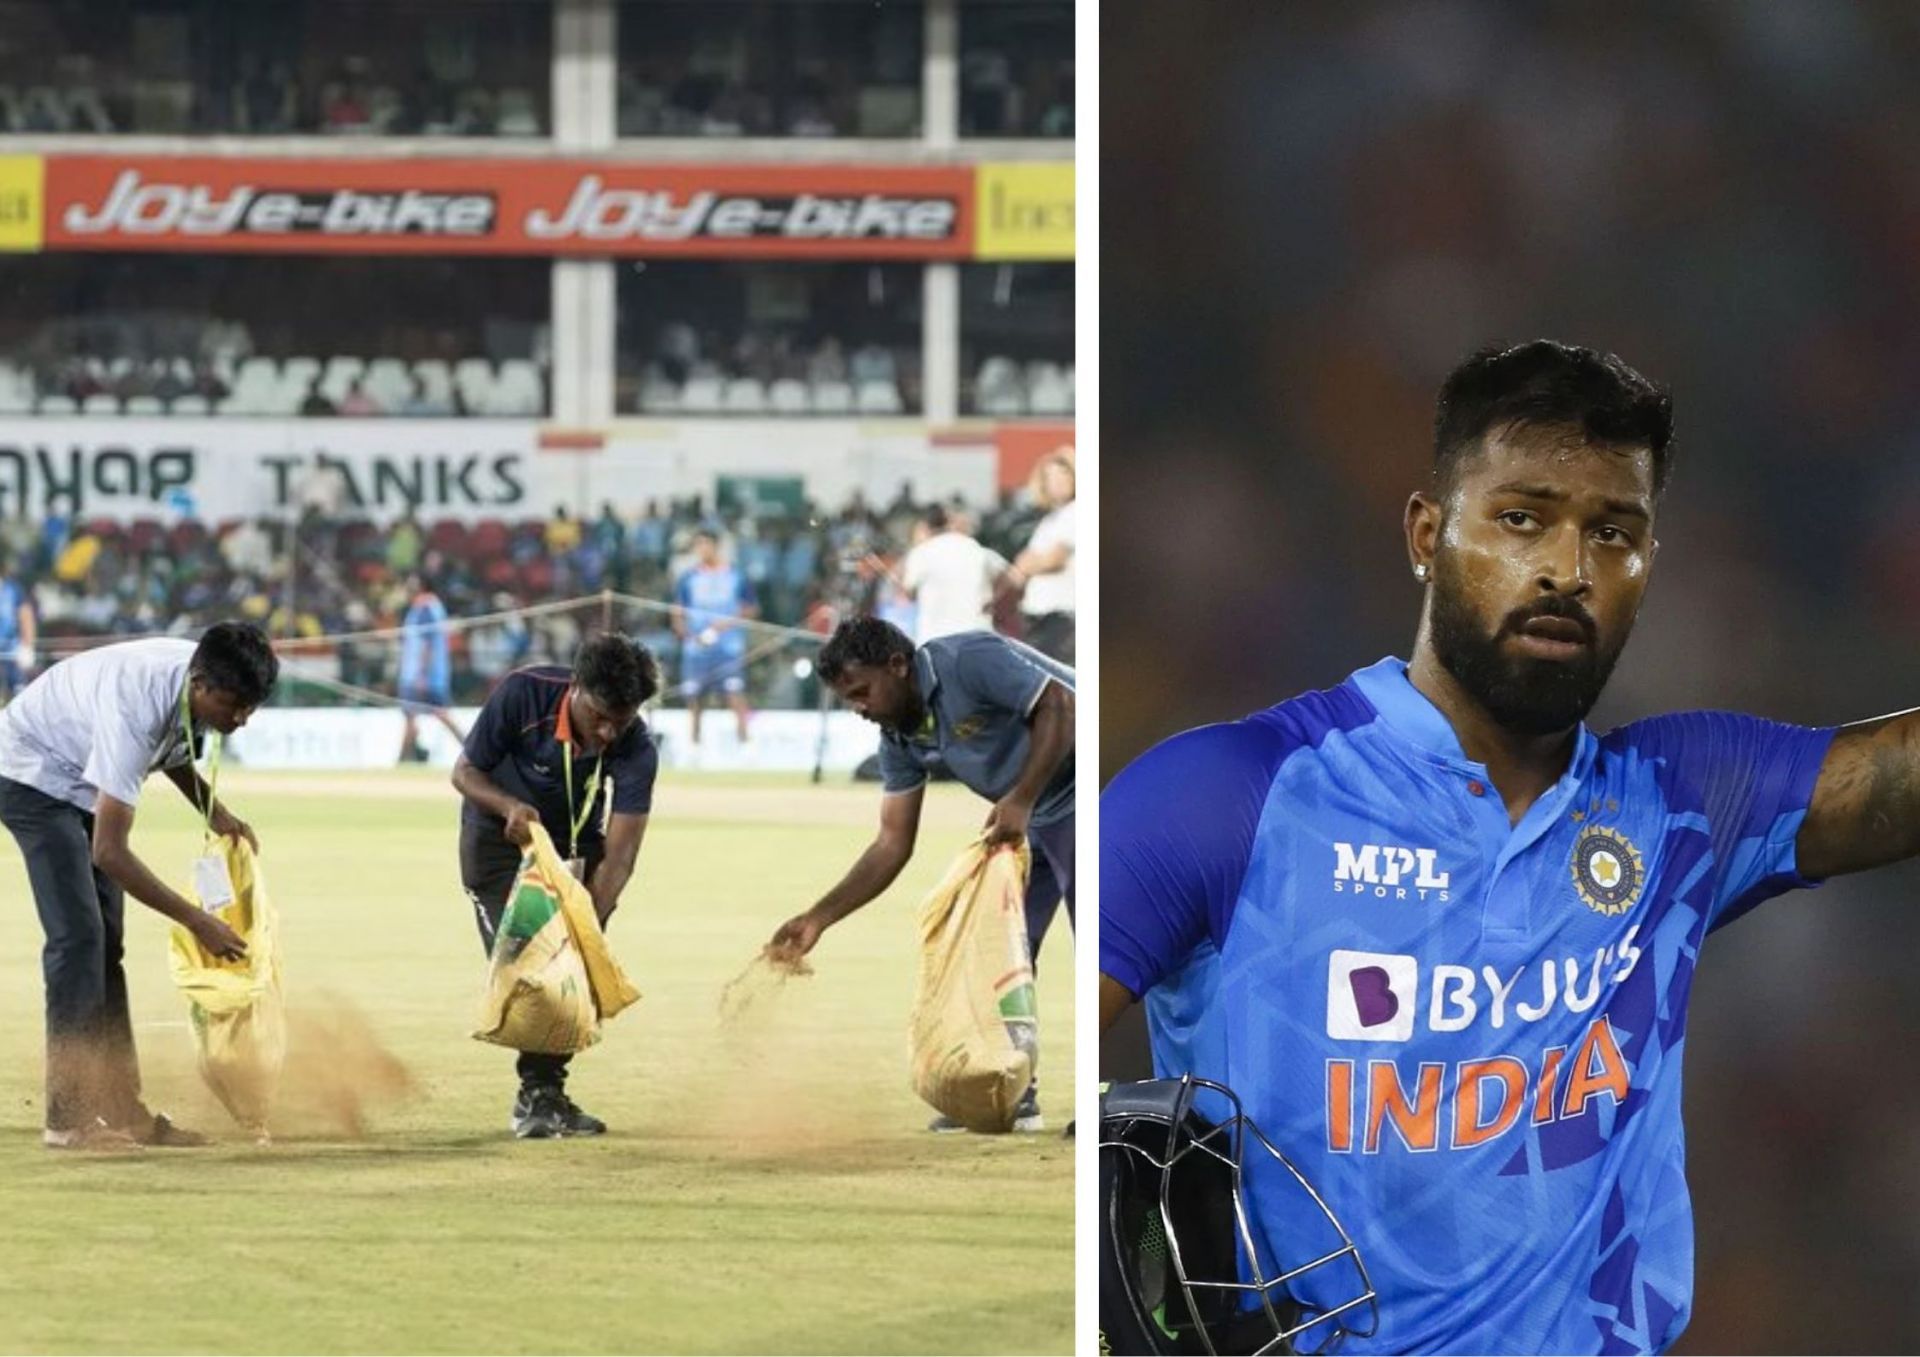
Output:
top-left (41, 156), bottom-right (975, 259)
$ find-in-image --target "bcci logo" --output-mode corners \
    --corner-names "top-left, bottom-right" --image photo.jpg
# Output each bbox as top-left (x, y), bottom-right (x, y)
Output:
top-left (1571, 826), bottom-right (1644, 917)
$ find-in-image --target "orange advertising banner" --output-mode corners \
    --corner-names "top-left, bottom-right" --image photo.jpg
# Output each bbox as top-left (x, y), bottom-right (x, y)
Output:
top-left (41, 156), bottom-right (975, 259)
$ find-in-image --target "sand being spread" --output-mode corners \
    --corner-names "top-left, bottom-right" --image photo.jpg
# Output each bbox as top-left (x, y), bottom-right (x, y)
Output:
top-left (271, 992), bottom-right (419, 1138)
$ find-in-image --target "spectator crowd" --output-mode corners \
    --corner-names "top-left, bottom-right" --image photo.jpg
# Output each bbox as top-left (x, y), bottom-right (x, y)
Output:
top-left (0, 470), bottom-right (1070, 711)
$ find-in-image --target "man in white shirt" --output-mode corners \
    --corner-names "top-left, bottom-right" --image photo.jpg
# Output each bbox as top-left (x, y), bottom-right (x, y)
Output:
top-left (0, 623), bottom-right (279, 1150)
top-left (900, 504), bottom-right (1009, 642)
top-left (1012, 450), bottom-right (1076, 664)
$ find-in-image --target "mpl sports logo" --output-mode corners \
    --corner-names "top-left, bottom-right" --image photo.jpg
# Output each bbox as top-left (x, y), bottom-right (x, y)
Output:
top-left (1332, 841), bottom-right (1451, 901)
top-left (1323, 943), bottom-right (1642, 1155)
top-left (62, 169), bottom-right (496, 238)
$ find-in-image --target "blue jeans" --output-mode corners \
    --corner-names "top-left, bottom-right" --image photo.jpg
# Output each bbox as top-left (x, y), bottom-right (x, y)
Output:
top-left (0, 777), bottom-right (143, 1130)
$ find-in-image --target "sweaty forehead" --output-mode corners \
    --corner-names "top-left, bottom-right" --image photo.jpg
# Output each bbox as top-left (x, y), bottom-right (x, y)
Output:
top-left (1451, 422), bottom-right (1656, 506)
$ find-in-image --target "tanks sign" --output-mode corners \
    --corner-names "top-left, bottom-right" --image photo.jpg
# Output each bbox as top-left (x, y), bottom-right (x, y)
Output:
top-left (41, 156), bottom-right (976, 259)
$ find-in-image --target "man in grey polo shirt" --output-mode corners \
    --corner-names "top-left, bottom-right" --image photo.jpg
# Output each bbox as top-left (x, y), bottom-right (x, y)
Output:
top-left (0, 622), bottom-right (278, 1150)
top-left (770, 617), bottom-right (1074, 1131)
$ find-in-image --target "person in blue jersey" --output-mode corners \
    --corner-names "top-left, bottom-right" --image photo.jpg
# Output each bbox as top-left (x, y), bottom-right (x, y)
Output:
top-left (395, 574), bottom-right (464, 763)
top-left (450, 633), bottom-right (660, 1140)
top-left (768, 616), bottom-right (1075, 1132)
top-left (0, 555), bottom-right (38, 702)
top-left (672, 528), bottom-right (758, 746)
top-left (1100, 340), bottom-right (1920, 1356)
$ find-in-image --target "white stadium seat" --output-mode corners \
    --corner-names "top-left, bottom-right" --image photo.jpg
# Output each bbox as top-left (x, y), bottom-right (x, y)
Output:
top-left (638, 377), bottom-right (681, 414)
top-left (769, 378), bottom-right (810, 413)
top-left (856, 380), bottom-right (903, 415)
top-left (1028, 368), bottom-right (1074, 415)
top-left (83, 393), bottom-right (121, 414)
top-left (413, 359), bottom-right (454, 403)
top-left (280, 355), bottom-right (320, 386)
top-left (124, 395), bottom-right (164, 414)
top-left (723, 378), bottom-right (768, 414)
top-left (321, 355), bottom-right (366, 403)
top-left (37, 395), bottom-right (78, 415)
top-left (497, 87), bottom-right (541, 136)
top-left (364, 358), bottom-right (413, 408)
top-left (171, 394), bottom-right (210, 416)
top-left (495, 359), bottom-right (545, 415)
top-left (680, 376), bottom-right (723, 414)
top-left (811, 380), bottom-right (853, 414)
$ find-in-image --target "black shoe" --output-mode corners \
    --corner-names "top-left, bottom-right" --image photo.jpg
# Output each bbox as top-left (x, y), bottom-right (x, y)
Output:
top-left (510, 1085), bottom-right (565, 1140)
top-left (552, 1090), bottom-right (606, 1137)
top-left (128, 1111), bottom-right (210, 1147)
top-left (1013, 1086), bottom-right (1044, 1134)
top-left (1063, 1120), bottom-right (1075, 1140)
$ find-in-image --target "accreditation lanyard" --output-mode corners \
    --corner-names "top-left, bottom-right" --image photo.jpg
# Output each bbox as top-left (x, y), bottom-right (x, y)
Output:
top-left (560, 737), bottom-right (603, 861)
top-left (178, 679), bottom-right (221, 842)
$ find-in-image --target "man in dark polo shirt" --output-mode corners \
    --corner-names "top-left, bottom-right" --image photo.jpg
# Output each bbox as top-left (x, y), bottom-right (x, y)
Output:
top-left (769, 617), bottom-right (1074, 1131)
top-left (451, 632), bottom-right (660, 1140)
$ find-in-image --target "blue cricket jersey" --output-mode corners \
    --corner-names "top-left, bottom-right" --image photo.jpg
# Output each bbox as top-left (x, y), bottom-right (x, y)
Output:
top-left (399, 593), bottom-right (451, 695)
top-left (675, 565), bottom-right (755, 657)
top-left (1100, 657), bottom-right (1837, 1356)
top-left (0, 579), bottom-right (21, 648)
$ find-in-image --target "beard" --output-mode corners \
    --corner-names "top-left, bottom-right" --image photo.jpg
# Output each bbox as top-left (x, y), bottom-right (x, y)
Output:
top-left (1427, 560), bottom-right (1627, 737)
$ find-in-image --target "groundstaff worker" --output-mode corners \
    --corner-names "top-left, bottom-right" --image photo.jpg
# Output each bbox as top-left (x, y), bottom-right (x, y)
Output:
top-left (769, 617), bottom-right (1074, 1132)
top-left (451, 633), bottom-right (659, 1140)
top-left (0, 622), bottom-right (279, 1150)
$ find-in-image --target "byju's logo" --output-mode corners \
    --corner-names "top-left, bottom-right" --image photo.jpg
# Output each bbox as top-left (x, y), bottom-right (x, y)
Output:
top-left (1333, 842), bottom-right (1451, 900)
top-left (1327, 950), bottom-right (1418, 1042)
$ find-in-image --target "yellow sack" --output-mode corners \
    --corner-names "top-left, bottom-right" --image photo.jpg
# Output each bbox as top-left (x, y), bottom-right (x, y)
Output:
top-left (908, 839), bottom-right (1038, 1133)
top-left (474, 823), bottom-right (640, 1056)
top-left (166, 836), bottom-right (286, 1136)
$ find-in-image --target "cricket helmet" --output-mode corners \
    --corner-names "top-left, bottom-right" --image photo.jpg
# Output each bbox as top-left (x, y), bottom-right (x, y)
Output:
top-left (1100, 1075), bottom-right (1378, 1355)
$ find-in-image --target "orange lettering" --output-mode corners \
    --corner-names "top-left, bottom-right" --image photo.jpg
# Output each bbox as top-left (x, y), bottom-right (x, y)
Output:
top-left (1534, 1048), bottom-right (1566, 1125)
top-left (1561, 1018), bottom-right (1630, 1118)
top-left (1453, 1057), bottom-right (1528, 1148)
top-left (1328, 1060), bottom-right (1354, 1153)
top-left (1365, 1061), bottom-right (1444, 1152)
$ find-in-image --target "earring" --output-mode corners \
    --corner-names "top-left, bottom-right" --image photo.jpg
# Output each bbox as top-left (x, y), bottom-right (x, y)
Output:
top-left (1413, 564), bottom-right (1429, 581)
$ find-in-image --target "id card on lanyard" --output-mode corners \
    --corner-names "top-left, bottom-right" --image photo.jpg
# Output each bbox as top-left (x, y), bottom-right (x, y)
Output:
top-left (561, 738), bottom-right (603, 881)
top-left (180, 680), bottom-right (233, 909)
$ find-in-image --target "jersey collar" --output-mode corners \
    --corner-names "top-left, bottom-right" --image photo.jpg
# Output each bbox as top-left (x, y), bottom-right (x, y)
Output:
top-left (1351, 655), bottom-right (1597, 780)
top-left (554, 685), bottom-right (576, 747)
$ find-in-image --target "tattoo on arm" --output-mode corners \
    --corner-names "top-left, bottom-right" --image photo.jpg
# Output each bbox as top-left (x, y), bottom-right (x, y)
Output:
top-left (1800, 713), bottom-right (1920, 879)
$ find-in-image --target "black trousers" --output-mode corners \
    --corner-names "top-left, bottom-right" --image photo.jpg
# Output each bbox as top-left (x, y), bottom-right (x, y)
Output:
top-left (459, 817), bottom-right (603, 1090)
top-left (0, 776), bottom-right (142, 1131)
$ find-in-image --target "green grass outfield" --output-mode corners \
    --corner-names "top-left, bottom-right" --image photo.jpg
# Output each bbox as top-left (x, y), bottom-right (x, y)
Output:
top-left (0, 768), bottom-right (1074, 1355)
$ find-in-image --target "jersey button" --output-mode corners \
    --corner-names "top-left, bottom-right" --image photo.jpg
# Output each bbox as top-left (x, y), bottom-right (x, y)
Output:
top-left (1466, 780), bottom-right (1486, 797)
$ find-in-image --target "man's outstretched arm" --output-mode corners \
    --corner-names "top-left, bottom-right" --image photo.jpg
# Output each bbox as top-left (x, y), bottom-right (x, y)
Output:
top-left (1798, 709), bottom-right (1920, 880)
top-left (769, 785), bottom-right (925, 957)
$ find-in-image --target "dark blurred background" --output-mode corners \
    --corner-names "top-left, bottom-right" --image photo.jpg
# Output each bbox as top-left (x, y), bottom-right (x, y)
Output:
top-left (1101, 2), bottom-right (1920, 1350)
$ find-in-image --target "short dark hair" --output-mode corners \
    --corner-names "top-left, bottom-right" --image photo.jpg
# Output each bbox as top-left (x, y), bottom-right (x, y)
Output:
top-left (921, 504), bottom-right (950, 532)
top-left (816, 617), bottom-right (914, 683)
top-left (574, 633), bottom-right (659, 710)
top-left (1434, 341), bottom-right (1674, 494)
top-left (192, 621), bottom-right (279, 707)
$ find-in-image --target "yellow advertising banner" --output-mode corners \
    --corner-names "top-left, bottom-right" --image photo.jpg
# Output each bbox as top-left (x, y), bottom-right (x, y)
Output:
top-left (0, 155), bottom-right (44, 251)
top-left (974, 162), bottom-right (1073, 261)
